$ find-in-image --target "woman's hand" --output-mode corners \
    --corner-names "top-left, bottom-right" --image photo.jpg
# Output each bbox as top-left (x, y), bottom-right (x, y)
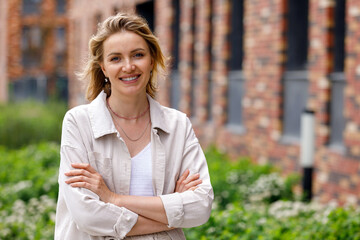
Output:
top-left (175, 169), bottom-right (202, 193)
top-left (65, 163), bottom-right (115, 203)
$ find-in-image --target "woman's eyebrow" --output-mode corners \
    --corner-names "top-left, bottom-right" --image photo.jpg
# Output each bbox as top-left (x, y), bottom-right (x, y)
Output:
top-left (107, 52), bottom-right (122, 57)
top-left (130, 48), bottom-right (146, 53)
top-left (106, 48), bottom-right (146, 57)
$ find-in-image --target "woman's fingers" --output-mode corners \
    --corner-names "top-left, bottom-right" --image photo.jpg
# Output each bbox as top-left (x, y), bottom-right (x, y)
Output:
top-left (177, 169), bottom-right (190, 185)
top-left (64, 169), bottom-right (92, 178)
top-left (64, 162), bottom-right (113, 202)
top-left (184, 179), bottom-right (202, 189)
top-left (65, 175), bottom-right (91, 184)
top-left (183, 172), bottom-right (200, 184)
top-left (175, 170), bottom-right (202, 193)
top-left (70, 162), bottom-right (97, 173)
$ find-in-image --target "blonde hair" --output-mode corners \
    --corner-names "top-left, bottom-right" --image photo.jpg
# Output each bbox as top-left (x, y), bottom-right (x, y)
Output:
top-left (81, 12), bottom-right (166, 101)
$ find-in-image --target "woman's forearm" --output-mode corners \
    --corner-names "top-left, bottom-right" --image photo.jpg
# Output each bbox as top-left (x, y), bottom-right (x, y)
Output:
top-left (126, 215), bottom-right (173, 236)
top-left (110, 194), bottom-right (168, 225)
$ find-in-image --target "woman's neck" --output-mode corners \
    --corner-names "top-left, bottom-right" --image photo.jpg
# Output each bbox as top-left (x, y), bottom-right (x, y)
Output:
top-left (107, 92), bottom-right (149, 121)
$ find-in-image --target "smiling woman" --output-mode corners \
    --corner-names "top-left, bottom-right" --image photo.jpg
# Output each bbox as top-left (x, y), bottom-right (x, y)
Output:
top-left (55, 12), bottom-right (213, 240)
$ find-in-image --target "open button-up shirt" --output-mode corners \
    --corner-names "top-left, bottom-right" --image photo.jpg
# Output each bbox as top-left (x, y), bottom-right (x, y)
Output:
top-left (55, 91), bottom-right (214, 239)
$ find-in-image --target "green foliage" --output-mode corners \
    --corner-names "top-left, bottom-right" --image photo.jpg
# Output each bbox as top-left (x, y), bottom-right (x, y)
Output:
top-left (0, 143), bottom-right (60, 239)
top-left (0, 142), bottom-right (359, 239)
top-left (205, 146), bottom-right (298, 209)
top-left (184, 147), bottom-right (360, 240)
top-left (0, 101), bottom-right (67, 149)
top-left (185, 201), bottom-right (360, 240)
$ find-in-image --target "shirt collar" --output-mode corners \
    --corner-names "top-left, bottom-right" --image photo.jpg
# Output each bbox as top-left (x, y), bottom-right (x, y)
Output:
top-left (89, 91), bottom-right (170, 139)
top-left (147, 94), bottom-right (170, 134)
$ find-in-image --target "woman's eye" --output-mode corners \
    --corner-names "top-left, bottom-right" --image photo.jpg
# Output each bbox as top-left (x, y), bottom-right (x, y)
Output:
top-left (110, 57), bottom-right (120, 62)
top-left (134, 53), bottom-right (144, 58)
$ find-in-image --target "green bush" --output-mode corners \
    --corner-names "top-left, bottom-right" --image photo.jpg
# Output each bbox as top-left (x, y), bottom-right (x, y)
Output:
top-left (0, 101), bottom-right (67, 149)
top-left (185, 201), bottom-right (360, 240)
top-left (0, 143), bottom-right (59, 239)
top-left (205, 147), bottom-right (298, 209)
top-left (0, 143), bottom-right (359, 239)
top-left (184, 147), bottom-right (360, 240)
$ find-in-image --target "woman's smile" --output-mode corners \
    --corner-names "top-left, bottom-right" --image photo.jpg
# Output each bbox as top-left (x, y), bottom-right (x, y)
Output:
top-left (119, 74), bottom-right (141, 83)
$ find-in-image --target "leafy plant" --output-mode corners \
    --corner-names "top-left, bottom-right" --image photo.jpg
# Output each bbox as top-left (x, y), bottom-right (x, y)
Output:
top-left (0, 101), bottom-right (67, 149)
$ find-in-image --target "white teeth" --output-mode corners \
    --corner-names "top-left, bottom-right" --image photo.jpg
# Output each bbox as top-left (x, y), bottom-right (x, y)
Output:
top-left (121, 76), bottom-right (138, 81)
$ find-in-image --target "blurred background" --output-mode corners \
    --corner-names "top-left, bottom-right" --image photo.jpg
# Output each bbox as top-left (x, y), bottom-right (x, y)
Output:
top-left (0, 0), bottom-right (360, 239)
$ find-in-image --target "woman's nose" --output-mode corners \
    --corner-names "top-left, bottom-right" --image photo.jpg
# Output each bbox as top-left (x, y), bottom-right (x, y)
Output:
top-left (122, 59), bottom-right (135, 72)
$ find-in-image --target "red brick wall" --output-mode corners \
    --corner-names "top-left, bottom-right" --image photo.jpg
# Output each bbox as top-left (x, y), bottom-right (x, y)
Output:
top-left (163, 0), bottom-right (360, 204)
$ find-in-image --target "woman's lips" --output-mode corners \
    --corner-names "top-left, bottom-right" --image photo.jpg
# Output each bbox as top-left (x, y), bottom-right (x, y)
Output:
top-left (119, 74), bottom-right (141, 83)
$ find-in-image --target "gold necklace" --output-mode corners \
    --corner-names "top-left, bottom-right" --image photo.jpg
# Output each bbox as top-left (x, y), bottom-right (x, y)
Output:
top-left (107, 98), bottom-right (150, 120)
top-left (110, 113), bottom-right (151, 142)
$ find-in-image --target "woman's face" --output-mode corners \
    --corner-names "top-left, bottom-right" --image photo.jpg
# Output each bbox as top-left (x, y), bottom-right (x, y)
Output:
top-left (100, 31), bottom-right (153, 99)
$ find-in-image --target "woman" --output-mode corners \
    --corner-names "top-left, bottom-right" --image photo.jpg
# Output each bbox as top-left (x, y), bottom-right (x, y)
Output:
top-left (55, 12), bottom-right (213, 239)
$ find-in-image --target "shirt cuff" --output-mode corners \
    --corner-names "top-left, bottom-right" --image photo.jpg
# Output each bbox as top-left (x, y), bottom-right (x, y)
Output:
top-left (112, 206), bottom-right (138, 239)
top-left (159, 192), bottom-right (184, 228)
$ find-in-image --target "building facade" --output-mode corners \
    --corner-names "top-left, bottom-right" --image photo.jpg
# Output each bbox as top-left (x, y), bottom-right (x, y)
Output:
top-left (2, 0), bottom-right (69, 102)
top-left (1, 0), bottom-right (359, 204)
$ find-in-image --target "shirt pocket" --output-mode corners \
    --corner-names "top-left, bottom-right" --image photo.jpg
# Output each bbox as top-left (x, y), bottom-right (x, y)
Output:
top-left (88, 152), bottom-right (116, 192)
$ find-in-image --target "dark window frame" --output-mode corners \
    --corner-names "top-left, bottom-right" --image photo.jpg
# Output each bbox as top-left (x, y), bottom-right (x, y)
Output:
top-left (21, 25), bottom-right (43, 68)
top-left (282, 0), bottom-right (309, 143)
top-left (22, 0), bottom-right (42, 15)
top-left (136, 1), bottom-right (154, 32)
top-left (226, 0), bottom-right (245, 132)
top-left (328, 0), bottom-right (346, 152)
top-left (56, 0), bottom-right (66, 15)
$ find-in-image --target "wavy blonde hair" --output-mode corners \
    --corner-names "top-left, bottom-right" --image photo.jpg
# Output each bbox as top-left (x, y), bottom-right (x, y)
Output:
top-left (81, 12), bottom-right (166, 101)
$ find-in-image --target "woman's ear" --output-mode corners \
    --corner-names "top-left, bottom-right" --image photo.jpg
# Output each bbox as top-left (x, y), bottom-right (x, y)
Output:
top-left (100, 63), bottom-right (107, 77)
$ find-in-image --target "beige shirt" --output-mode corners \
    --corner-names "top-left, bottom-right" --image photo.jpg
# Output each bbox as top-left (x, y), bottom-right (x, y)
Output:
top-left (55, 91), bottom-right (214, 240)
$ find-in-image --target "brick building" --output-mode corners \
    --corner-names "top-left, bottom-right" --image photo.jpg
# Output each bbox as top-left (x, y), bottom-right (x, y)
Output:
top-left (1, 0), bottom-right (359, 204)
top-left (1, 0), bottom-right (69, 102)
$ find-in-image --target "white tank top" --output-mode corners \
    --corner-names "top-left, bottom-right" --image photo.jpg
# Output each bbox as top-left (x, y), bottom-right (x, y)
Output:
top-left (129, 143), bottom-right (154, 196)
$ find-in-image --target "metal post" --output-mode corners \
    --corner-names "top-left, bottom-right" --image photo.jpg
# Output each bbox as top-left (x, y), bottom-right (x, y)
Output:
top-left (300, 109), bottom-right (315, 201)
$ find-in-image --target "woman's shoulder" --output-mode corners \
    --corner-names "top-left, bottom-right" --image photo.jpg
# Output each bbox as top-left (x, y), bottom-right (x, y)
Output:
top-left (63, 103), bottom-right (91, 123)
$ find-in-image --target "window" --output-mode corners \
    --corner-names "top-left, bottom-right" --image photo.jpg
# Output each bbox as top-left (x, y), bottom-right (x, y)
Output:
top-left (282, 0), bottom-right (309, 141)
top-left (171, 0), bottom-right (181, 109)
top-left (329, 0), bottom-right (346, 149)
top-left (286, 0), bottom-right (309, 71)
top-left (55, 27), bottom-right (66, 71)
top-left (22, 26), bottom-right (43, 68)
top-left (22, 0), bottom-right (42, 15)
top-left (136, 1), bottom-right (154, 32)
top-left (56, 0), bottom-right (66, 15)
top-left (227, 0), bottom-right (244, 128)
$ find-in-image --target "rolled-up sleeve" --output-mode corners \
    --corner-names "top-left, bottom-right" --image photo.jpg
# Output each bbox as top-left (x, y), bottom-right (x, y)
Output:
top-left (159, 117), bottom-right (214, 228)
top-left (58, 111), bottom-right (138, 238)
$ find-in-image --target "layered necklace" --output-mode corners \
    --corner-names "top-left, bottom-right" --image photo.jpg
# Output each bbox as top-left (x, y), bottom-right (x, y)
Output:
top-left (107, 98), bottom-right (151, 142)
